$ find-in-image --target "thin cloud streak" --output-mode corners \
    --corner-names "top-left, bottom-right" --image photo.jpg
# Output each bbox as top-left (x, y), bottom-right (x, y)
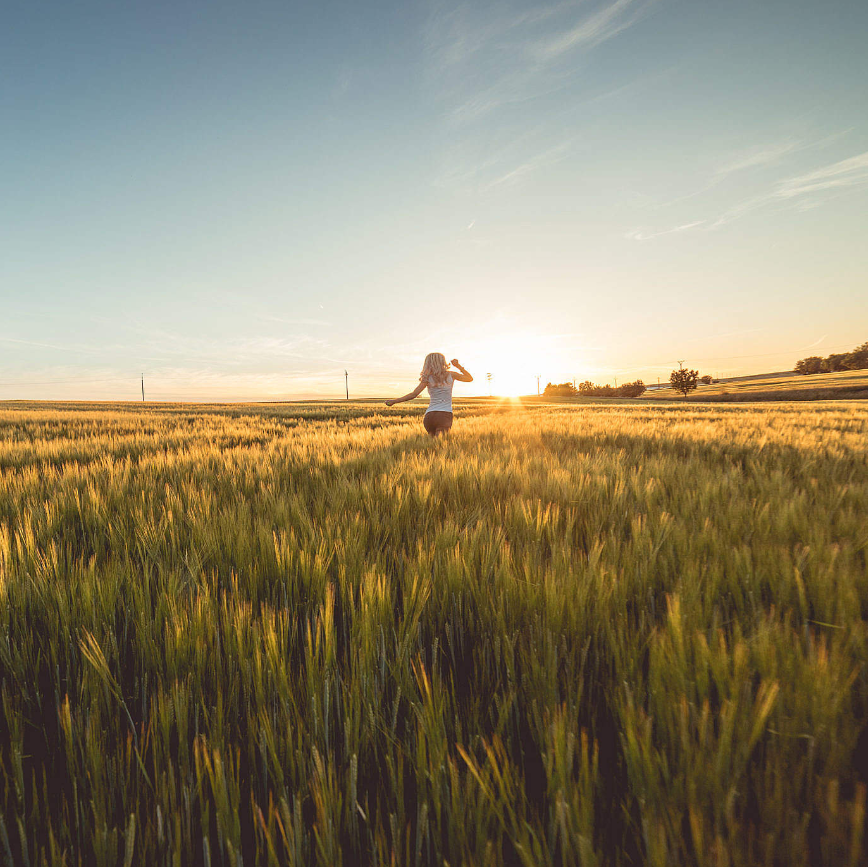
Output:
top-left (711, 149), bottom-right (868, 227)
top-left (625, 220), bottom-right (706, 241)
top-left (485, 139), bottom-right (574, 188)
top-left (776, 151), bottom-right (868, 199)
top-left (714, 141), bottom-right (801, 177)
top-left (653, 131), bottom-right (849, 210)
top-left (629, 148), bottom-right (868, 238)
top-left (531, 0), bottom-right (654, 60)
top-left (801, 335), bottom-right (828, 350)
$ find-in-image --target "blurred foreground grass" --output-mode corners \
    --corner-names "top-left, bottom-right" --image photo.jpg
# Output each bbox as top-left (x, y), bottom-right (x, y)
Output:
top-left (1, 399), bottom-right (866, 866)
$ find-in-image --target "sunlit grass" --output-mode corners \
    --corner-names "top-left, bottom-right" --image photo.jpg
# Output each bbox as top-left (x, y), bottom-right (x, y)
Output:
top-left (0, 400), bottom-right (866, 865)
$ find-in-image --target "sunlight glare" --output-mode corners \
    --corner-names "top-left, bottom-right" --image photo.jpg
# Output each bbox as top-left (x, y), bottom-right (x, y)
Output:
top-left (468, 331), bottom-right (576, 397)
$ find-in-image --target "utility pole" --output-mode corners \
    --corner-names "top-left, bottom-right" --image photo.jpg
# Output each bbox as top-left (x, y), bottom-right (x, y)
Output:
top-left (535, 375), bottom-right (541, 396)
top-left (141, 373), bottom-right (144, 402)
top-left (614, 376), bottom-right (618, 387)
top-left (344, 370), bottom-right (349, 400)
top-left (486, 372), bottom-right (492, 396)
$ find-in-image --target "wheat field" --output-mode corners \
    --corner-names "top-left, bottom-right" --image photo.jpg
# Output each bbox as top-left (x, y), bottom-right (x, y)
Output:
top-left (1, 399), bottom-right (866, 866)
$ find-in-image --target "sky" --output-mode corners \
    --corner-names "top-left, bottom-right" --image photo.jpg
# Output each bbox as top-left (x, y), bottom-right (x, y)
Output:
top-left (1, 0), bottom-right (867, 401)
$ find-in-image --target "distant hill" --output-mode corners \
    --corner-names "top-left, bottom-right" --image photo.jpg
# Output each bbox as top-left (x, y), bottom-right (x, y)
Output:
top-left (644, 368), bottom-right (868, 402)
top-left (717, 370), bottom-right (799, 384)
top-left (645, 370), bottom-right (798, 390)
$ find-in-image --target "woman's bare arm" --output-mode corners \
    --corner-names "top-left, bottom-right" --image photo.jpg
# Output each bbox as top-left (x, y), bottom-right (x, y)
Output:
top-left (385, 382), bottom-right (426, 406)
top-left (450, 359), bottom-right (473, 382)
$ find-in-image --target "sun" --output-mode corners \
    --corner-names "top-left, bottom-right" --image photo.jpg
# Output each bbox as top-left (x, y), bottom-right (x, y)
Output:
top-left (468, 330), bottom-right (574, 398)
top-left (490, 367), bottom-right (532, 397)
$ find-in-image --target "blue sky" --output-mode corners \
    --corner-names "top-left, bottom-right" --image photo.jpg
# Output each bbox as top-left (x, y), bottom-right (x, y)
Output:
top-left (2, 0), bottom-right (867, 400)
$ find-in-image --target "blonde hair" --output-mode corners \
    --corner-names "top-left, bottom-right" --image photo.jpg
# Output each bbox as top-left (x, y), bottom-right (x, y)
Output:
top-left (420, 352), bottom-right (451, 388)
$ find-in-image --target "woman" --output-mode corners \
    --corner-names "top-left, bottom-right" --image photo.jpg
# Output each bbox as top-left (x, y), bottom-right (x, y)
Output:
top-left (384, 353), bottom-right (473, 436)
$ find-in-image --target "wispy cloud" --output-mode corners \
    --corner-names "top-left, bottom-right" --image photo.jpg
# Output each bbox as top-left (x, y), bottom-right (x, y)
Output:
top-left (801, 334), bottom-right (828, 350)
top-left (625, 220), bottom-right (705, 241)
top-left (775, 151), bottom-right (868, 199)
top-left (485, 139), bottom-right (574, 188)
top-left (629, 148), bottom-right (868, 239)
top-left (652, 131), bottom-right (850, 211)
top-left (710, 149), bottom-right (868, 227)
top-left (714, 141), bottom-right (802, 178)
top-left (531, 0), bottom-right (654, 60)
top-left (425, 0), bottom-right (659, 189)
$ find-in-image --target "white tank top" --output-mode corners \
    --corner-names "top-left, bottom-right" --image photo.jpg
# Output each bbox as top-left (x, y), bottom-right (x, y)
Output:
top-left (425, 373), bottom-right (454, 414)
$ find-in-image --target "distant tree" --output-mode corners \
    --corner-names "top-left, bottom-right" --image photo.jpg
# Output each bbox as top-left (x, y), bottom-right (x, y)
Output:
top-left (700, 374), bottom-right (713, 385)
top-left (795, 356), bottom-right (824, 375)
top-left (670, 365), bottom-right (699, 397)
top-left (844, 342), bottom-right (868, 370)
top-left (571, 379), bottom-right (646, 398)
top-left (822, 353), bottom-right (849, 373)
top-left (796, 342), bottom-right (868, 374)
top-left (543, 382), bottom-right (579, 397)
top-left (618, 380), bottom-right (647, 397)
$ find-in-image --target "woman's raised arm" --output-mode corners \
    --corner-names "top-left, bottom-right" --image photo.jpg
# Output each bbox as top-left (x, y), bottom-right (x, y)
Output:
top-left (450, 359), bottom-right (473, 382)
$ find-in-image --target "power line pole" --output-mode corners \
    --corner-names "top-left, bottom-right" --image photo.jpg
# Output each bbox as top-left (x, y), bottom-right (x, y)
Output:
top-left (141, 373), bottom-right (144, 402)
top-left (535, 375), bottom-right (541, 396)
top-left (486, 372), bottom-right (492, 396)
top-left (344, 370), bottom-right (349, 400)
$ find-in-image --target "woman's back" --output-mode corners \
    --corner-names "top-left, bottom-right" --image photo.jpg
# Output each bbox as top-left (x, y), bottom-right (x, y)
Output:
top-left (425, 373), bottom-right (454, 414)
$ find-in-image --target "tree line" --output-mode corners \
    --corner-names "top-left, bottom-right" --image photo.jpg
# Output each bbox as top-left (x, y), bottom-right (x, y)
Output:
top-left (794, 340), bottom-right (868, 375)
top-left (543, 367), bottom-right (717, 399)
top-left (544, 380), bottom-right (648, 398)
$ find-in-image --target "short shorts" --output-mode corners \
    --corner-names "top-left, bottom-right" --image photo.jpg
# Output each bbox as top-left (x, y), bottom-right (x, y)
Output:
top-left (423, 411), bottom-right (453, 436)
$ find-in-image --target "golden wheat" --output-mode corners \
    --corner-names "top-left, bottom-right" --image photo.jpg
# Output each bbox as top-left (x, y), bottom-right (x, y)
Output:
top-left (0, 399), bottom-right (866, 865)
